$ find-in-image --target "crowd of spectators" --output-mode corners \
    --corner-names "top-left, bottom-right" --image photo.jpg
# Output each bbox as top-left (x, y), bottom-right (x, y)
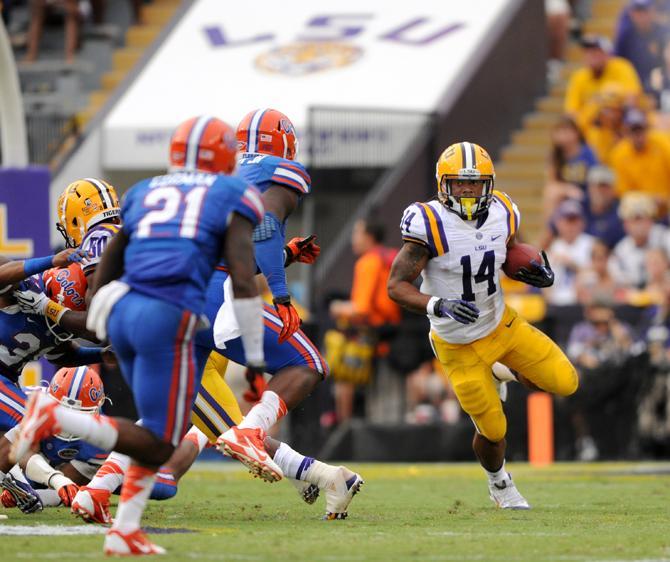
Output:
top-left (1, 0), bottom-right (150, 64)
top-left (534, 0), bottom-right (670, 458)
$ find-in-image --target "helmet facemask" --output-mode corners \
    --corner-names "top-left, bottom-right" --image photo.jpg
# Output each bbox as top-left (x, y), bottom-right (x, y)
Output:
top-left (438, 175), bottom-right (494, 221)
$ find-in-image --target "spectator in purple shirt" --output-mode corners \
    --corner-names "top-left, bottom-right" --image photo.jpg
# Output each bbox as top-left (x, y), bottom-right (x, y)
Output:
top-left (614, 0), bottom-right (669, 90)
top-left (583, 166), bottom-right (626, 248)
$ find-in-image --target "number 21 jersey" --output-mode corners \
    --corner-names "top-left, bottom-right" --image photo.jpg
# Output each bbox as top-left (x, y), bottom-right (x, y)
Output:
top-left (120, 170), bottom-right (264, 312)
top-left (400, 191), bottom-right (520, 344)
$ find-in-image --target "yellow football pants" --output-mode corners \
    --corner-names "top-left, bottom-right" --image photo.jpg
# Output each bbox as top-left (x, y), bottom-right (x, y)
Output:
top-left (430, 306), bottom-right (578, 443)
top-left (190, 351), bottom-right (243, 443)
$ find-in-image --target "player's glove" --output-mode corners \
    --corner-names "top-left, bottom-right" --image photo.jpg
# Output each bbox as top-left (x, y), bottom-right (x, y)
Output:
top-left (434, 298), bottom-right (480, 324)
top-left (53, 247), bottom-right (89, 267)
top-left (13, 278), bottom-right (49, 316)
top-left (243, 368), bottom-right (268, 404)
top-left (0, 473), bottom-right (43, 514)
top-left (515, 251), bottom-right (554, 288)
top-left (284, 235), bottom-right (321, 267)
top-left (56, 482), bottom-right (80, 507)
top-left (273, 295), bottom-right (301, 343)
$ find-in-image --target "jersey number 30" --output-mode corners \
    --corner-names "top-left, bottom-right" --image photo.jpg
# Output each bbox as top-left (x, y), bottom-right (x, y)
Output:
top-left (137, 186), bottom-right (207, 238)
top-left (460, 250), bottom-right (496, 301)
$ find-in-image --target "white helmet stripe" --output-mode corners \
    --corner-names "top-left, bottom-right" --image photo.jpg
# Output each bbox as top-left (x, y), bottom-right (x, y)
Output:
top-left (86, 177), bottom-right (114, 209)
top-left (247, 109), bottom-right (267, 153)
top-left (68, 366), bottom-right (88, 401)
top-left (462, 142), bottom-right (473, 169)
top-left (185, 116), bottom-right (212, 170)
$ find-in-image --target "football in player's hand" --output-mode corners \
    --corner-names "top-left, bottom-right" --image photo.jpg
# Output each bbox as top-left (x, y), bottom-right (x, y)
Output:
top-left (502, 243), bottom-right (542, 278)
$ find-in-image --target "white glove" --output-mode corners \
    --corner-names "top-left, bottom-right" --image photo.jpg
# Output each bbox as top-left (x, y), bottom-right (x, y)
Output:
top-left (13, 281), bottom-right (49, 316)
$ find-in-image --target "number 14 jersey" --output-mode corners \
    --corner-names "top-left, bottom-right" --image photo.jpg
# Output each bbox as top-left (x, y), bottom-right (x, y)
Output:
top-left (400, 191), bottom-right (520, 344)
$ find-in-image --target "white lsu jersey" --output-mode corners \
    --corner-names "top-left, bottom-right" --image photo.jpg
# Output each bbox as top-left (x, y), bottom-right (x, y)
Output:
top-left (400, 191), bottom-right (520, 344)
top-left (79, 222), bottom-right (121, 276)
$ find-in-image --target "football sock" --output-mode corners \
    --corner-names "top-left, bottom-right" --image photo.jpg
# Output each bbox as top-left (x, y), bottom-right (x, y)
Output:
top-left (273, 442), bottom-right (314, 480)
top-left (113, 464), bottom-right (157, 534)
top-left (88, 452), bottom-right (130, 493)
top-left (238, 391), bottom-right (287, 433)
top-left (183, 425), bottom-right (210, 452)
top-left (54, 406), bottom-right (119, 451)
top-left (35, 489), bottom-right (62, 507)
top-left (485, 461), bottom-right (508, 485)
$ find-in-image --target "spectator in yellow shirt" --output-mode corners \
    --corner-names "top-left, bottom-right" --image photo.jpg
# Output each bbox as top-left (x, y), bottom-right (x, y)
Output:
top-left (565, 35), bottom-right (642, 121)
top-left (582, 84), bottom-right (627, 164)
top-left (610, 107), bottom-right (670, 207)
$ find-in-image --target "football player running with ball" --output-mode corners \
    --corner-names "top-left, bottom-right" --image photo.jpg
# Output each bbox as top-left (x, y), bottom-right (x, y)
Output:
top-left (387, 142), bottom-right (579, 509)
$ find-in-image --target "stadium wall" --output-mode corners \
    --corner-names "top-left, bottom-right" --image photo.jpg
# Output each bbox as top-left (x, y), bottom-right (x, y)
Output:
top-left (312, 0), bottom-right (546, 304)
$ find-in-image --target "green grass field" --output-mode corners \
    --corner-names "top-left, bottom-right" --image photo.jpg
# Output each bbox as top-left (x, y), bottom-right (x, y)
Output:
top-left (1, 462), bottom-right (669, 561)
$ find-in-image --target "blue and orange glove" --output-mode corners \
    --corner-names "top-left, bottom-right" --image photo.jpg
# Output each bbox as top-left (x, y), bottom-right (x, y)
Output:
top-left (284, 235), bottom-right (320, 267)
top-left (273, 295), bottom-right (301, 343)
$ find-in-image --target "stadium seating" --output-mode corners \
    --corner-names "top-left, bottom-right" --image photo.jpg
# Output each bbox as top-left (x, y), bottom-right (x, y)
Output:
top-left (495, 0), bottom-right (627, 243)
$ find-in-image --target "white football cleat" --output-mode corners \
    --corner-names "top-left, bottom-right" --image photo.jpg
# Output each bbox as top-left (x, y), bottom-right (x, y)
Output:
top-left (488, 475), bottom-right (530, 510)
top-left (216, 426), bottom-right (283, 483)
top-left (103, 528), bottom-right (166, 556)
top-left (288, 478), bottom-right (319, 505)
top-left (303, 463), bottom-right (363, 520)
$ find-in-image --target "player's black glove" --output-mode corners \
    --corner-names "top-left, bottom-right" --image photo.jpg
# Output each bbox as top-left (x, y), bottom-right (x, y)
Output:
top-left (434, 298), bottom-right (480, 324)
top-left (515, 250), bottom-right (554, 288)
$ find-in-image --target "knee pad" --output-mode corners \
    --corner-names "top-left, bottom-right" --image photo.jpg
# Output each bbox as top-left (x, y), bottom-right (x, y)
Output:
top-left (554, 358), bottom-right (579, 397)
top-left (475, 409), bottom-right (507, 443)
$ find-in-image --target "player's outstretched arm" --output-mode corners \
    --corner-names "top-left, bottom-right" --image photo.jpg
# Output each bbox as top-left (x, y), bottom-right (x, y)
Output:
top-left (225, 213), bottom-right (265, 372)
top-left (387, 242), bottom-right (432, 314)
top-left (0, 248), bottom-right (87, 288)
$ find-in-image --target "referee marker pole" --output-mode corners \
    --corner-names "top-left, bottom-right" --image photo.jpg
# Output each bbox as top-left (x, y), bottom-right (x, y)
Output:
top-left (528, 392), bottom-right (554, 466)
top-left (0, 17), bottom-right (29, 167)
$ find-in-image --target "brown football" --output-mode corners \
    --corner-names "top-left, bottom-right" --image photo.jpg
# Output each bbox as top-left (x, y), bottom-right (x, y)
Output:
top-left (502, 243), bottom-right (542, 278)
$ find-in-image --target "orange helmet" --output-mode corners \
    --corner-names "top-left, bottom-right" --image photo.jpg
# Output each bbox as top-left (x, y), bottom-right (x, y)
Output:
top-left (48, 367), bottom-right (105, 441)
top-left (436, 142), bottom-right (495, 220)
top-left (42, 263), bottom-right (87, 312)
top-left (169, 116), bottom-right (238, 174)
top-left (236, 109), bottom-right (298, 160)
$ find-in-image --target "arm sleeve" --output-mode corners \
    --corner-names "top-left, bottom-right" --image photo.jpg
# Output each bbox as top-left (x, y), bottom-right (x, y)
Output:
top-left (253, 212), bottom-right (289, 299)
top-left (400, 203), bottom-right (432, 251)
top-left (232, 182), bottom-right (265, 225)
top-left (269, 160), bottom-right (311, 195)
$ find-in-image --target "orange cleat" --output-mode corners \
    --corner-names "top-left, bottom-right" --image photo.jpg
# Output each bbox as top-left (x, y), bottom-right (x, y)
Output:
top-left (103, 528), bottom-right (166, 556)
top-left (216, 426), bottom-right (283, 483)
top-left (71, 486), bottom-right (113, 525)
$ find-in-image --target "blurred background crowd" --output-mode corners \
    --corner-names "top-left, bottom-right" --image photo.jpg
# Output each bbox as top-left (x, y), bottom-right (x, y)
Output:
top-left (2, 0), bottom-right (670, 463)
top-left (320, 0), bottom-right (670, 462)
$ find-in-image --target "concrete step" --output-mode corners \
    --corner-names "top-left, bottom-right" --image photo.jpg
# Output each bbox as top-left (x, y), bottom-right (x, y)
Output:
top-left (100, 70), bottom-right (125, 91)
top-left (495, 164), bottom-right (545, 182)
top-left (499, 145), bottom-right (547, 164)
top-left (125, 25), bottom-right (161, 49)
top-left (494, 179), bottom-right (544, 196)
top-left (143, 3), bottom-right (179, 25)
top-left (112, 47), bottom-right (143, 73)
top-left (536, 96), bottom-right (564, 113)
top-left (511, 129), bottom-right (553, 147)
top-left (582, 18), bottom-right (618, 38)
top-left (522, 112), bottom-right (560, 130)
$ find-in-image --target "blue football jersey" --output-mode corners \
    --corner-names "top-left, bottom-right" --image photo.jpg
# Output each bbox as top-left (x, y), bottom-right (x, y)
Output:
top-left (0, 304), bottom-right (62, 383)
top-left (120, 170), bottom-right (264, 311)
top-left (237, 153), bottom-right (311, 195)
top-left (40, 434), bottom-right (108, 466)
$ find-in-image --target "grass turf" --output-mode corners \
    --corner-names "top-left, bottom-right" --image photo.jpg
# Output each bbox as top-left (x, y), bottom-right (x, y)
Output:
top-left (1, 462), bottom-right (669, 561)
